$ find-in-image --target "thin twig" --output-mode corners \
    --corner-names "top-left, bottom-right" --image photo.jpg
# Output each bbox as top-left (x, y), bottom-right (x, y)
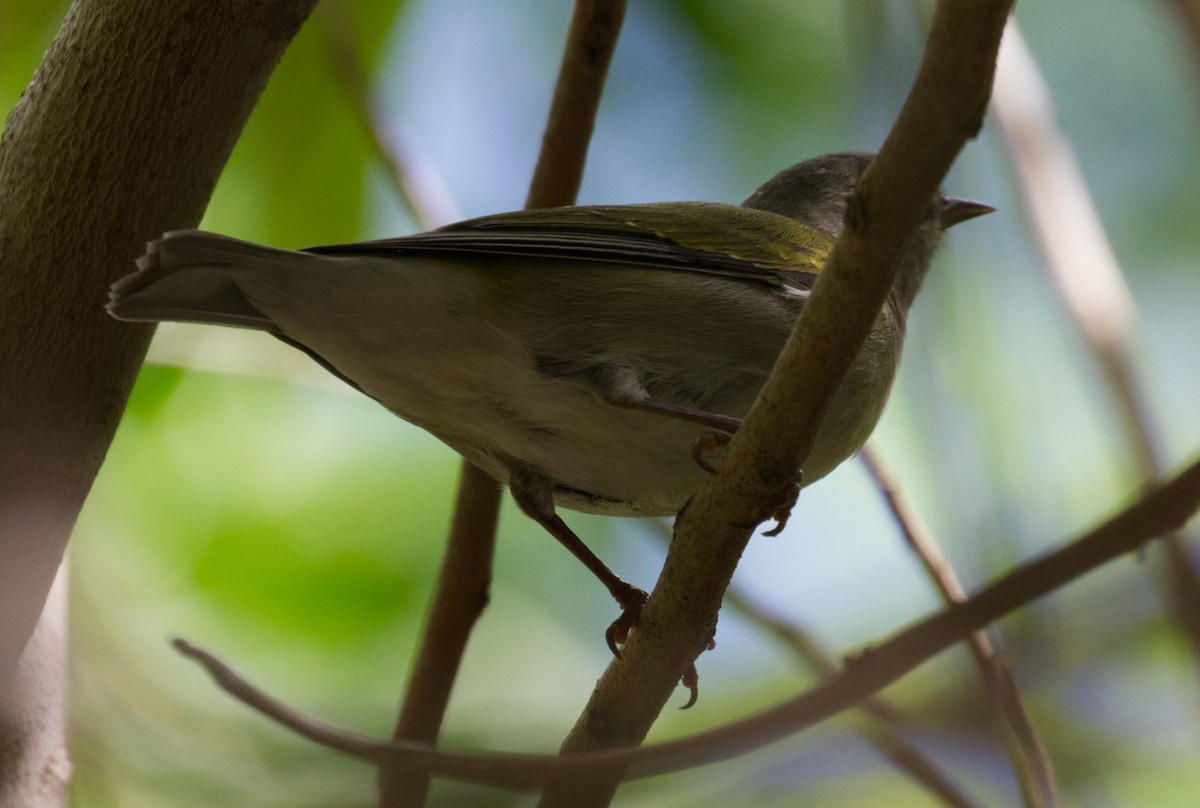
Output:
top-left (642, 518), bottom-right (980, 807)
top-left (990, 22), bottom-right (1200, 677)
top-left (320, 0), bottom-right (628, 805)
top-left (173, 454), bottom-right (1200, 788)
top-left (523, 0), bottom-right (627, 210)
top-left (861, 446), bottom-right (1057, 808)
top-left (723, 585), bottom-right (981, 808)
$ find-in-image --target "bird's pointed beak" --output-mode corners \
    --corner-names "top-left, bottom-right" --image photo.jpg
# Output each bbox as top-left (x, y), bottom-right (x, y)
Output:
top-left (941, 197), bottom-right (995, 228)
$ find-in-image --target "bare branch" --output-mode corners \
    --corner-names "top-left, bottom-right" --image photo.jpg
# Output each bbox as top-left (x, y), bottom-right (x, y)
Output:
top-left (861, 447), bottom-right (1057, 808)
top-left (174, 455), bottom-right (1200, 789)
top-left (0, 0), bottom-right (318, 689)
top-left (541, 2), bottom-right (1014, 804)
top-left (991, 21), bottom-right (1200, 677)
top-left (524, 0), bottom-right (628, 210)
top-left (373, 2), bottom-right (628, 805)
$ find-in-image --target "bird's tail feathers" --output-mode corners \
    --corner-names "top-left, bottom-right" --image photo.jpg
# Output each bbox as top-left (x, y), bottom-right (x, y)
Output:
top-left (107, 231), bottom-right (302, 329)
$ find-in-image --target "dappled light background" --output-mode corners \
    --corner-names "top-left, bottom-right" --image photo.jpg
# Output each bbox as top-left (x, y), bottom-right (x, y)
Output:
top-left (3, 0), bottom-right (1199, 805)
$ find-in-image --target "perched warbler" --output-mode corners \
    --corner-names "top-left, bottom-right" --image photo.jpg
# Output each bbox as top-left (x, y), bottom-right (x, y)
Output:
top-left (108, 152), bottom-right (990, 652)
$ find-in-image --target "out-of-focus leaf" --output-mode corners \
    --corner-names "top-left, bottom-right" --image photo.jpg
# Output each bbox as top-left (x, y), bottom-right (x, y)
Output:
top-left (200, 1), bottom-right (409, 246)
top-left (0, 0), bottom-right (71, 118)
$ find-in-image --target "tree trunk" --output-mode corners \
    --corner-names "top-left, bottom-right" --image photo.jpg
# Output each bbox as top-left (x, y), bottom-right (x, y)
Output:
top-left (0, 0), bottom-right (321, 801)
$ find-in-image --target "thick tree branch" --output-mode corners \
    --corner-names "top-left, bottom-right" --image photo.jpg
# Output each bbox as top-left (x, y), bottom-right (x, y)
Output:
top-left (0, 9), bottom-right (321, 800)
top-left (0, 0), bottom-right (320, 682)
top-left (539, 2), bottom-right (1013, 804)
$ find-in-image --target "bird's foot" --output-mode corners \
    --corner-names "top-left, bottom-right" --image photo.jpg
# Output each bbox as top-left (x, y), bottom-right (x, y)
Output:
top-left (605, 585), bottom-right (650, 658)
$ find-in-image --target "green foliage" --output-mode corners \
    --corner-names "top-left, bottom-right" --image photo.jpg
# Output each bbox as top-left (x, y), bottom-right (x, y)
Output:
top-left (0, 0), bottom-right (70, 120)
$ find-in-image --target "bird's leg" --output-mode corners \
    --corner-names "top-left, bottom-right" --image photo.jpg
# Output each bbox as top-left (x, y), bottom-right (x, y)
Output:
top-left (617, 397), bottom-right (744, 434)
top-left (590, 364), bottom-right (746, 470)
top-left (619, 396), bottom-right (744, 477)
top-left (589, 364), bottom-right (743, 433)
top-left (596, 368), bottom-right (800, 535)
top-left (510, 468), bottom-right (713, 703)
top-left (509, 466), bottom-right (648, 657)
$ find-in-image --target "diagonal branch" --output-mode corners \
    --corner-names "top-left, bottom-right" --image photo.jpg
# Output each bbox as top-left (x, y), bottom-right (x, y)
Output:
top-left (862, 447), bottom-right (1057, 808)
top-left (538, 2), bottom-right (1014, 805)
top-left (721, 585), bottom-right (982, 808)
top-left (647, 518), bottom-right (982, 808)
top-left (0, 2), bottom-right (320, 800)
top-left (990, 21), bottom-right (1200, 679)
top-left (316, 0), bottom-right (458, 231)
top-left (174, 453), bottom-right (1200, 789)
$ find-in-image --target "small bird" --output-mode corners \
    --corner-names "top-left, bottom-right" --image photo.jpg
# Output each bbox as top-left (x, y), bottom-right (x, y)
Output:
top-left (108, 152), bottom-right (991, 654)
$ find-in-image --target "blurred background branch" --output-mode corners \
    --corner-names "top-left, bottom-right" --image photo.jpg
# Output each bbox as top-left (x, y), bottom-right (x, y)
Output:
top-left (862, 447), bottom-right (1056, 808)
top-left (1164, 0), bottom-right (1200, 99)
top-left (991, 21), bottom-right (1200, 678)
top-left (168, 456), bottom-right (1200, 791)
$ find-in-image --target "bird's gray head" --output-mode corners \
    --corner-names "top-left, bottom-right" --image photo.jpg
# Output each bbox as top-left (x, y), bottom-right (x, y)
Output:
top-left (743, 152), bottom-right (992, 310)
top-left (743, 151), bottom-right (992, 236)
top-left (741, 152), bottom-right (874, 235)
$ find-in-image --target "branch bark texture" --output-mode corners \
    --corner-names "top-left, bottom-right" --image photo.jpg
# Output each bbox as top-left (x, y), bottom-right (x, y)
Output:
top-left (0, 0), bottom-right (319, 680)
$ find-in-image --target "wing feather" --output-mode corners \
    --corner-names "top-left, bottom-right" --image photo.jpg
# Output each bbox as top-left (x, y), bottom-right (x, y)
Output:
top-left (304, 203), bottom-right (829, 293)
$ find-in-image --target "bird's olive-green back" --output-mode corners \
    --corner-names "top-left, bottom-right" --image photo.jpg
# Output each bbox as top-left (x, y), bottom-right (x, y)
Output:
top-left (305, 202), bottom-right (834, 293)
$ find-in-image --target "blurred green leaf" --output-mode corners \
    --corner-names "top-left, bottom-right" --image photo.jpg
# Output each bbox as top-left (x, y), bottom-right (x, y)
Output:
top-left (0, 0), bottom-right (71, 119)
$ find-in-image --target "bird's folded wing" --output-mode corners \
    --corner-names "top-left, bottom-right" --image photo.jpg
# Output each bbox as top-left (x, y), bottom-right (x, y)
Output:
top-left (304, 202), bottom-right (831, 293)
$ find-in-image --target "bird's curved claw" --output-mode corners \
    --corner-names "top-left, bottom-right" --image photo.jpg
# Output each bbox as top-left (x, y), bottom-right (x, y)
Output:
top-left (678, 634), bottom-right (717, 709)
top-left (763, 478), bottom-right (802, 537)
top-left (692, 429), bottom-right (733, 474)
top-left (605, 587), bottom-right (650, 658)
top-left (680, 664), bottom-right (700, 709)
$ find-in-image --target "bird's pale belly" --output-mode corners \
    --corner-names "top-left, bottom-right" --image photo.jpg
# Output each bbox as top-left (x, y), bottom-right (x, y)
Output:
top-left (382, 361), bottom-right (741, 517)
